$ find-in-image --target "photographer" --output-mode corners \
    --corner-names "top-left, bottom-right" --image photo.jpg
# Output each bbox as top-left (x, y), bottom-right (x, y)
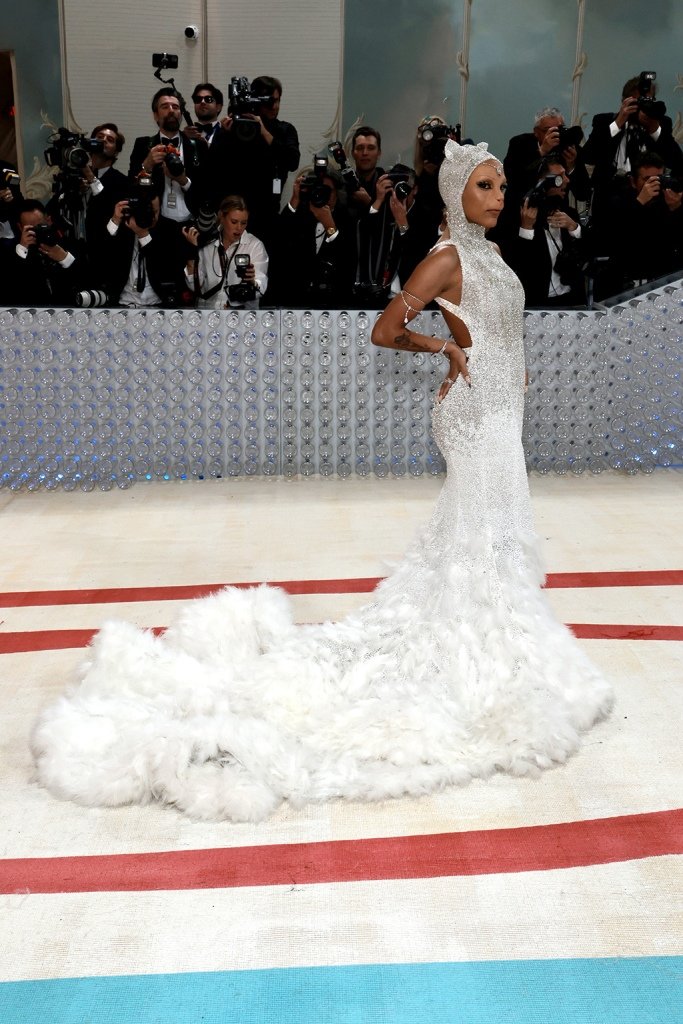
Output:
top-left (129, 88), bottom-right (203, 228)
top-left (207, 76), bottom-right (300, 248)
top-left (273, 162), bottom-right (353, 306)
top-left (91, 193), bottom-right (183, 308)
top-left (7, 199), bottom-right (87, 306)
top-left (77, 123), bottom-right (130, 271)
top-left (81, 124), bottom-right (128, 207)
top-left (583, 73), bottom-right (683, 230)
top-left (184, 83), bottom-right (224, 149)
top-left (501, 159), bottom-right (588, 307)
top-left (503, 107), bottom-right (590, 214)
top-left (182, 195), bottom-right (268, 309)
top-left (0, 162), bottom-right (22, 244)
top-left (404, 116), bottom-right (457, 274)
top-left (343, 126), bottom-right (396, 305)
top-left (599, 153), bottom-right (683, 294)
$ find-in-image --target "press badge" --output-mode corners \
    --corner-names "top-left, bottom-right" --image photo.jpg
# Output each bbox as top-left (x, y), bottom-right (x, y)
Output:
top-left (273, 178), bottom-right (282, 195)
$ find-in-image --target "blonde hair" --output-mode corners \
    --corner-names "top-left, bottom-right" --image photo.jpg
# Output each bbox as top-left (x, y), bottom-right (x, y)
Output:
top-left (218, 195), bottom-right (249, 215)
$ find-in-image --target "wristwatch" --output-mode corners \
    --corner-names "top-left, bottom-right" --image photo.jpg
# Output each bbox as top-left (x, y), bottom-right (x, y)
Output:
top-left (398, 224), bottom-right (409, 235)
top-left (325, 225), bottom-right (337, 237)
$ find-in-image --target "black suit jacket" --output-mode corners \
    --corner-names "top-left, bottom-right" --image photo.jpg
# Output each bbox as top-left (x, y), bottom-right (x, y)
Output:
top-left (89, 219), bottom-right (183, 305)
top-left (273, 204), bottom-right (354, 305)
top-left (583, 112), bottom-right (683, 187)
top-left (206, 118), bottom-right (300, 241)
top-left (5, 240), bottom-right (88, 306)
top-left (501, 204), bottom-right (587, 306)
top-left (600, 188), bottom-right (683, 290)
top-left (504, 132), bottom-right (591, 207)
top-left (128, 133), bottom-right (203, 216)
top-left (85, 166), bottom-right (129, 242)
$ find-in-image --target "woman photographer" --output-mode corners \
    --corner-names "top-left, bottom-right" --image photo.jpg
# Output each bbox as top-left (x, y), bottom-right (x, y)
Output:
top-left (182, 194), bottom-right (268, 308)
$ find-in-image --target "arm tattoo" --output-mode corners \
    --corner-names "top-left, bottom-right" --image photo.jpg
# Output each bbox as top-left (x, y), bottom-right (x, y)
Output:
top-left (392, 331), bottom-right (423, 353)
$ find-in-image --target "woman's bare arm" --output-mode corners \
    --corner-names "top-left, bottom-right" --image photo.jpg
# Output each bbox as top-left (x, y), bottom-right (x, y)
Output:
top-left (371, 246), bottom-right (471, 399)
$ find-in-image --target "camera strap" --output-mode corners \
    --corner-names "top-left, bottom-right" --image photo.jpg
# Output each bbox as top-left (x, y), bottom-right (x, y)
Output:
top-left (197, 240), bottom-right (240, 300)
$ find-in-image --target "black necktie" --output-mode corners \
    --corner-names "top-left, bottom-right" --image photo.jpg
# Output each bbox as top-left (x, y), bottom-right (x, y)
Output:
top-left (136, 243), bottom-right (147, 292)
top-left (165, 137), bottom-right (180, 148)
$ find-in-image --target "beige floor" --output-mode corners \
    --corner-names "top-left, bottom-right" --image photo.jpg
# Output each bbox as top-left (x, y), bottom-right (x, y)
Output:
top-left (2, 468), bottom-right (682, 588)
top-left (1, 470), bottom-right (682, 998)
top-left (2, 469), bottom-right (682, 848)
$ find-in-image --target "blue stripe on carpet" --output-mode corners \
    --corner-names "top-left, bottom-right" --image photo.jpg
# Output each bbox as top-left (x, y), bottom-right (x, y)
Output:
top-left (1, 957), bottom-right (681, 1023)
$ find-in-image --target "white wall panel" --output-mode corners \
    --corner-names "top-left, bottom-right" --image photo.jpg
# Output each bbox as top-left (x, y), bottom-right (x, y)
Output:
top-left (61, 0), bottom-right (343, 184)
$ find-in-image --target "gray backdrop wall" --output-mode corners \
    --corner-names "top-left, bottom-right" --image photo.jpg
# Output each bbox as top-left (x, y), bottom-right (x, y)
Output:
top-left (6, 1), bottom-right (683, 200)
top-left (342, 0), bottom-right (683, 166)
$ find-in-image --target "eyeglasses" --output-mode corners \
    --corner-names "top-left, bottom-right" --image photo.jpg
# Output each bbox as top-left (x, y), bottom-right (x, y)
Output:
top-left (195, 95), bottom-right (215, 104)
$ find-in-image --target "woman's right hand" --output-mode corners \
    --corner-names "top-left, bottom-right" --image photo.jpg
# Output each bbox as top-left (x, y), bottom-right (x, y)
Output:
top-left (437, 341), bottom-right (471, 402)
top-left (182, 225), bottom-right (199, 246)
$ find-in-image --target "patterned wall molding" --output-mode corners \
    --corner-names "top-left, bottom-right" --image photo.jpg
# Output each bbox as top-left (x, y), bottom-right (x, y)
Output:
top-left (456, 0), bottom-right (473, 135)
top-left (570, 0), bottom-right (588, 127)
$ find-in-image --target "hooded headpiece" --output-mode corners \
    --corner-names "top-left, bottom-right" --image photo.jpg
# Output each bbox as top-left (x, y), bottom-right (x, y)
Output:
top-left (438, 139), bottom-right (502, 238)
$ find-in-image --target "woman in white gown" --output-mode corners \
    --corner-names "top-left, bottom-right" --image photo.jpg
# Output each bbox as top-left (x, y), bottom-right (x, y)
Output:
top-left (31, 142), bottom-right (613, 822)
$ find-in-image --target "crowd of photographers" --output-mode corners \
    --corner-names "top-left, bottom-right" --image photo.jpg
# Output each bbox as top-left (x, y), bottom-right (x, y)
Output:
top-left (1, 69), bottom-right (682, 311)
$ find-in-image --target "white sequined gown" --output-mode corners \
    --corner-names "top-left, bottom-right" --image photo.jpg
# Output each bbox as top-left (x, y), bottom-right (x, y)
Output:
top-left (31, 144), bottom-right (613, 822)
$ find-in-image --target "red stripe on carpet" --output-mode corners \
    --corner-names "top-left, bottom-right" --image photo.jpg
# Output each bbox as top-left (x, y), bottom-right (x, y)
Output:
top-left (0, 627), bottom-right (164, 654)
top-left (1, 809), bottom-right (680, 895)
top-left (0, 570), bottom-right (680, 608)
top-left (0, 578), bottom-right (383, 608)
top-left (569, 624), bottom-right (683, 641)
top-left (547, 569), bottom-right (683, 589)
top-left (2, 621), bottom-right (680, 654)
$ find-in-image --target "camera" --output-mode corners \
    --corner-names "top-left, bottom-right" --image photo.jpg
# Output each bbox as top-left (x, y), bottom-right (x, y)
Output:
top-left (299, 156), bottom-right (333, 209)
top-left (45, 128), bottom-right (104, 173)
top-left (635, 70), bottom-right (666, 121)
top-left (387, 169), bottom-right (412, 201)
top-left (328, 140), bottom-right (361, 193)
top-left (124, 195), bottom-right (156, 229)
top-left (228, 75), bottom-right (273, 141)
top-left (163, 145), bottom-right (184, 177)
top-left (152, 52), bottom-right (178, 70)
top-left (417, 120), bottom-right (460, 164)
top-left (32, 223), bottom-right (60, 247)
top-left (190, 203), bottom-right (219, 243)
top-left (1, 167), bottom-right (21, 199)
top-left (75, 289), bottom-right (108, 308)
top-left (657, 172), bottom-right (683, 193)
top-left (555, 124), bottom-right (583, 151)
top-left (123, 173), bottom-right (156, 229)
top-left (553, 247), bottom-right (585, 287)
top-left (228, 252), bottom-right (256, 304)
top-left (523, 173), bottom-right (565, 214)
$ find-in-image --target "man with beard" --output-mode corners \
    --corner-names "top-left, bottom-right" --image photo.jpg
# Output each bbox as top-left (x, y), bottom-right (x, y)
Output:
top-left (128, 89), bottom-right (203, 229)
top-left (184, 83), bottom-right (224, 150)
